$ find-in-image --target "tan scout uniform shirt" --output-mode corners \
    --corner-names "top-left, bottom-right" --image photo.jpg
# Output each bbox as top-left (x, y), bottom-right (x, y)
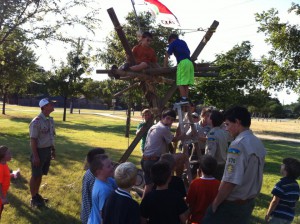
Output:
top-left (205, 127), bottom-right (228, 165)
top-left (222, 130), bottom-right (266, 201)
top-left (143, 121), bottom-right (173, 157)
top-left (197, 122), bottom-right (211, 149)
top-left (29, 112), bottom-right (55, 148)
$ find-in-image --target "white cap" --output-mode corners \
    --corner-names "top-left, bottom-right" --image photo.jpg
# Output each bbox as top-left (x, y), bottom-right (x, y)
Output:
top-left (192, 112), bottom-right (199, 117)
top-left (39, 98), bottom-right (50, 108)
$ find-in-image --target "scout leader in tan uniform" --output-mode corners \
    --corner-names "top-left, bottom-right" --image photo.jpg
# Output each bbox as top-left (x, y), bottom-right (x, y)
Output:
top-left (203, 106), bottom-right (266, 224)
top-left (29, 98), bottom-right (56, 207)
top-left (205, 110), bottom-right (229, 180)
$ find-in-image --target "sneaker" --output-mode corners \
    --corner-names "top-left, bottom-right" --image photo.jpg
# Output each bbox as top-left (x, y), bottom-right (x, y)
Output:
top-left (30, 195), bottom-right (45, 208)
top-left (36, 193), bottom-right (49, 203)
top-left (176, 98), bottom-right (189, 105)
top-left (109, 65), bottom-right (120, 79)
top-left (120, 63), bottom-right (131, 71)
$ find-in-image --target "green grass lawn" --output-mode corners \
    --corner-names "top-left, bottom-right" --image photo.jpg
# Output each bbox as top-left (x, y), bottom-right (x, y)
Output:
top-left (0, 105), bottom-right (299, 224)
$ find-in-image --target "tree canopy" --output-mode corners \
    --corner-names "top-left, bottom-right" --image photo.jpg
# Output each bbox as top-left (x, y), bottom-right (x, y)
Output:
top-left (48, 39), bottom-right (92, 121)
top-left (0, 29), bottom-right (38, 114)
top-left (255, 3), bottom-right (300, 92)
top-left (0, 0), bottom-right (102, 46)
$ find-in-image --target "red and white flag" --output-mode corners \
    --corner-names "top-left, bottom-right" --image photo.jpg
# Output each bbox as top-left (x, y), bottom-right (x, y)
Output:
top-left (135, 0), bottom-right (180, 28)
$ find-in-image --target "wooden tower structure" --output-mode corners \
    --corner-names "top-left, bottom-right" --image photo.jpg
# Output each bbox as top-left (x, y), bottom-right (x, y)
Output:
top-left (96, 8), bottom-right (219, 183)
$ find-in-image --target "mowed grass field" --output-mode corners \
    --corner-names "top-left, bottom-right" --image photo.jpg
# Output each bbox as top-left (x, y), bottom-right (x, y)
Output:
top-left (0, 104), bottom-right (299, 224)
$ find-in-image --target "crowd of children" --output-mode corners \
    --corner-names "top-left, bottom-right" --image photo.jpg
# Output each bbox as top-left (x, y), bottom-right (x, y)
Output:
top-left (77, 107), bottom-right (300, 224)
top-left (1, 32), bottom-right (299, 224)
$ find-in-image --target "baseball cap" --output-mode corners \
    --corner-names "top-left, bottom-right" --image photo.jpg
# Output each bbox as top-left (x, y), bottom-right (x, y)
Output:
top-left (39, 98), bottom-right (54, 108)
top-left (192, 112), bottom-right (199, 118)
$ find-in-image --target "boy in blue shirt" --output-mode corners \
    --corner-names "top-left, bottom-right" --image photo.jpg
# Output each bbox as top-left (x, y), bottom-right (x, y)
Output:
top-left (265, 158), bottom-right (300, 224)
top-left (81, 148), bottom-right (105, 224)
top-left (164, 33), bottom-right (194, 103)
top-left (87, 154), bottom-right (117, 224)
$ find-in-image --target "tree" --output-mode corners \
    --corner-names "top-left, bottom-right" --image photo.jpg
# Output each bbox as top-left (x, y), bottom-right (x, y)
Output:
top-left (266, 100), bottom-right (284, 118)
top-left (82, 79), bottom-right (129, 108)
top-left (192, 41), bottom-right (263, 109)
top-left (0, 0), bottom-right (102, 46)
top-left (47, 39), bottom-right (91, 121)
top-left (293, 104), bottom-right (300, 117)
top-left (255, 3), bottom-right (300, 92)
top-left (0, 29), bottom-right (38, 114)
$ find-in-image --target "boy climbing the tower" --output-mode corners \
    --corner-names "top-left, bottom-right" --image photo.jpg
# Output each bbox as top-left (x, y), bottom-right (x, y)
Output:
top-left (122, 31), bottom-right (159, 72)
top-left (164, 33), bottom-right (194, 103)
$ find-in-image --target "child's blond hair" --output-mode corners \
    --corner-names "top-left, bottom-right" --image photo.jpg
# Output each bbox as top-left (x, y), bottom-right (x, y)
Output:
top-left (114, 162), bottom-right (137, 189)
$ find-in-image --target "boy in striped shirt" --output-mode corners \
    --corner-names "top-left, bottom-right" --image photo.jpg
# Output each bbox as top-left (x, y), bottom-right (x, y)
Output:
top-left (265, 158), bottom-right (300, 223)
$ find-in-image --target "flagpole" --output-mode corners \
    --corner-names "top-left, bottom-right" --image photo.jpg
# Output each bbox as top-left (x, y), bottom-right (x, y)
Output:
top-left (130, 0), bottom-right (142, 33)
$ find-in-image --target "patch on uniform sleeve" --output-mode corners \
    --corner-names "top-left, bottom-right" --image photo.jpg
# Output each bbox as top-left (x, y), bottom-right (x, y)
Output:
top-left (228, 157), bottom-right (236, 164)
top-left (207, 137), bottom-right (216, 142)
top-left (227, 164), bottom-right (234, 174)
top-left (228, 148), bottom-right (240, 155)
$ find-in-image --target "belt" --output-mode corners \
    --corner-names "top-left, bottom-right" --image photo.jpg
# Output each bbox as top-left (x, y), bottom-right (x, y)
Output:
top-left (142, 156), bottom-right (159, 161)
top-left (37, 146), bottom-right (52, 150)
top-left (225, 198), bottom-right (254, 205)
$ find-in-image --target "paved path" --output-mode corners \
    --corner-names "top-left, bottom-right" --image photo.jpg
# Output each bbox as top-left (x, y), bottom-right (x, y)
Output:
top-left (85, 112), bottom-right (300, 144)
top-left (254, 134), bottom-right (300, 144)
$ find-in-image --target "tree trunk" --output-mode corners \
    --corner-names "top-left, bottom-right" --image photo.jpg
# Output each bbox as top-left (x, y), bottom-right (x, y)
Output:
top-left (125, 103), bottom-right (131, 138)
top-left (63, 96), bottom-right (67, 121)
top-left (2, 85), bottom-right (9, 115)
top-left (2, 92), bottom-right (7, 115)
top-left (70, 98), bottom-right (73, 114)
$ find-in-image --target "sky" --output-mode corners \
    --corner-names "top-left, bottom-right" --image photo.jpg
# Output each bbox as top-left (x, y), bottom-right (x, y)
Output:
top-left (35, 0), bottom-right (299, 104)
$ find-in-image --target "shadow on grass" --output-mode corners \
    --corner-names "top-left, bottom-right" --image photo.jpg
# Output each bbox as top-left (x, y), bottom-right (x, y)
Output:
top-left (7, 193), bottom-right (80, 224)
top-left (10, 175), bottom-right (28, 190)
top-left (1, 115), bottom-right (32, 124)
top-left (250, 192), bottom-right (271, 224)
top-left (6, 115), bottom-right (133, 137)
top-left (263, 140), bottom-right (300, 177)
top-left (1, 123), bottom-right (139, 166)
top-left (263, 140), bottom-right (300, 158)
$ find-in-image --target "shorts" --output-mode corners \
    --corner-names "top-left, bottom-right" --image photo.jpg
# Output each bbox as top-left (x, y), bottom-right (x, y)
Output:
top-left (269, 216), bottom-right (292, 224)
top-left (141, 158), bottom-right (159, 185)
top-left (31, 147), bottom-right (52, 177)
top-left (203, 198), bottom-right (255, 224)
top-left (176, 59), bottom-right (194, 86)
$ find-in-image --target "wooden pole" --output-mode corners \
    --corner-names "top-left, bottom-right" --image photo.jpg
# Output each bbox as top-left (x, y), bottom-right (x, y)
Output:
top-left (118, 118), bottom-right (154, 163)
top-left (114, 82), bottom-right (140, 97)
top-left (160, 83), bottom-right (178, 107)
top-left (107, 8), bottom-right (136, 65)
top-left (190, 20), bottom-right (219, 62)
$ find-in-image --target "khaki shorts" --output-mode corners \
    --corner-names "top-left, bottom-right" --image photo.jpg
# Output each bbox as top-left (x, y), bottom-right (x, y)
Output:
top-left (31, 147), bottom-right (52, 176)
top-left (176, 59), bottom-right (194, 85)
